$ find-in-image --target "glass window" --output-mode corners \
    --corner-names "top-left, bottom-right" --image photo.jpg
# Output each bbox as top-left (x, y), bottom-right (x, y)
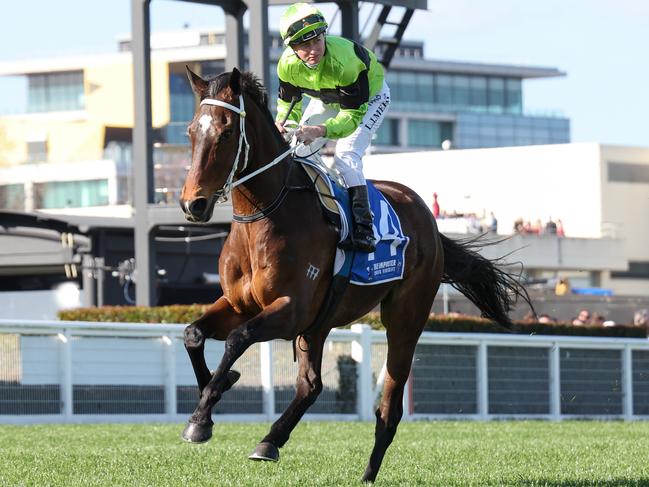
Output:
top-left (469, 76), bottom-right (487, 110)
top-left (488, 77), bottom-right (505, 113)
top-left (27, 140), bottom-right (47, 163)
top-left (386, 70), bottom-right (433, 112)
top-left (34, 179), bottom-right (109, 209)
top-left (505, 78), bottom-right (522, 114)
top-left (435, 74), bottom-right (453, 109)
top-left (373, 118), bottom-right (400, 146)
top-left (28, 71), bottom-right (84, 113)
top-left (167, 71), bottom-right (196, 145)
top-left (407, 120), bottom-right (453, 148)
top-left (452, 75), bottom-right (471, 108)
top-left (0, 184), bottom-right (25, 211)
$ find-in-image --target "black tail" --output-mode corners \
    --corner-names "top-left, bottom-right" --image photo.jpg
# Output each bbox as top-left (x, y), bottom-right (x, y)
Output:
top-left (440, 233), bottom-right (534, 329)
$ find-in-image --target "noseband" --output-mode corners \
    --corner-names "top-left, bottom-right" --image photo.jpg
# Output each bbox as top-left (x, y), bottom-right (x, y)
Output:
top-left (199, 95), bottom-right (294, 203)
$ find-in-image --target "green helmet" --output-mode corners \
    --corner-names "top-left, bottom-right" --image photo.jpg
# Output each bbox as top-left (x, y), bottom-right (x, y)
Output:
top-left (279, 3), bottom-right (328, 46)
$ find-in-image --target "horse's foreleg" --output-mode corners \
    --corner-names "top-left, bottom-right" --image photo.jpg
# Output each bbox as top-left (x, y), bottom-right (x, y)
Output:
top-left (184, 296), bottom-right (248, 393)
top-left (182, 296), bottom-right (296, 443)
top-left (362, 336), bottom-right (417, 483)
top-left (249, 329), bottom-right (328, 462)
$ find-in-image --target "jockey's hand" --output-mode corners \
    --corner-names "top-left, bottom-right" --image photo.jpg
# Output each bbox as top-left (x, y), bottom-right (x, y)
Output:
top-left (296, 125), bottom-right (326, 145)
top-left (275, 121), bottom-right (287, 134)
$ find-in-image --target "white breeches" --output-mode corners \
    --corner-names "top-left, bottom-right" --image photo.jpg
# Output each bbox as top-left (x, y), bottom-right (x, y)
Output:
top-left (299, 80), bottom-right (391, 188)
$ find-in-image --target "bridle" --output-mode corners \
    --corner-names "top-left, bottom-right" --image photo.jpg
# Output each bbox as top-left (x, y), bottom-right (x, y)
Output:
top-left (198, 95), bottom-right (294, 203)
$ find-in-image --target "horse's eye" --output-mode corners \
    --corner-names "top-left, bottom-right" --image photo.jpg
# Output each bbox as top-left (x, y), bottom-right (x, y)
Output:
top-left (220, 129), bottom-right (233, 141)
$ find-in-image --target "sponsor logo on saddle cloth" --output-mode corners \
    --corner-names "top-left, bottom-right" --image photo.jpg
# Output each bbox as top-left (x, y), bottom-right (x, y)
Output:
top-left (297, 158), bottom-right (409, 285)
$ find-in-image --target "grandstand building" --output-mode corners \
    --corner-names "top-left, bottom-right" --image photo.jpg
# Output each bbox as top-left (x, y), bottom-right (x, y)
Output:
top-left (0, 28), bottom-right (569, 212)
top-left (4, 29), bottom-right (648, 304)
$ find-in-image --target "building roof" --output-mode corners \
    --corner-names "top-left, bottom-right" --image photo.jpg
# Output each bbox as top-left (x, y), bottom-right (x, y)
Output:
top-left (0, 28), bottom-right (564, 80)
top-left (390, 57), bottom-right (564, 79)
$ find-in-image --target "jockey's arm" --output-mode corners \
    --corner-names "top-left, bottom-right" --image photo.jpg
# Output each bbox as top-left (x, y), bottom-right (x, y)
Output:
top-left (276, 79), bottom-right (303, 132)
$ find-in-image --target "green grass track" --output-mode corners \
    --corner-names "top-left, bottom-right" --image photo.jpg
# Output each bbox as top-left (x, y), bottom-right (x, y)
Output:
top-left (1, 421), bottom-right (648, 486)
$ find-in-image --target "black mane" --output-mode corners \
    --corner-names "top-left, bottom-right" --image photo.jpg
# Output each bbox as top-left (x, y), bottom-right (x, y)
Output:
top-left (206, 70), bottom-right (287, 148)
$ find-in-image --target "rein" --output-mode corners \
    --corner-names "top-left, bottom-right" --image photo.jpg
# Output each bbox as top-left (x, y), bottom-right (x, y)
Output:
top-left (199, 95), bottom-right (294, 204)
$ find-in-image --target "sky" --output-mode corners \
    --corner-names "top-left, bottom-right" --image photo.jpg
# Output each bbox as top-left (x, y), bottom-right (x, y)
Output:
top-left (1, 0), bottom-right (647, 147)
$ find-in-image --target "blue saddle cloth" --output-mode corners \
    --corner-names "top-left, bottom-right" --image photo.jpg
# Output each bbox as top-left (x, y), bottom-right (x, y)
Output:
top-left (298, 158), bottom-right (409, 285)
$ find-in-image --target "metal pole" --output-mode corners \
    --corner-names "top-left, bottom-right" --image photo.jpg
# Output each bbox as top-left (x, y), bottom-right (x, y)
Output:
top-left (245, 0), bottom-right (270, 90)
top-left (622, 346), bottom-right (633, 420)
top-left (59, 330), bottom-right (73, 419)
top-left (351, 324), bottom-right (373, 421)
top-left (336, 0), bottom-right (360, 42)
top-left (82, 255), bottom-right (96, 307)
top-left (442, 283), bottom-right (449, 314)
top-left (476, 341), bottom-right (488, 419)
top-left (225, 6), bottom-right (245, 72)
top-left (131, 0), bottom-right (156, 306)
top-left (163, 334), bottom-right (177, 418)
top-left (549, 343), bottom-right (561, 420)
top-left (259, 341), bottom-right (275, 419)
top-left (95, 257), bottom-right (105, 308)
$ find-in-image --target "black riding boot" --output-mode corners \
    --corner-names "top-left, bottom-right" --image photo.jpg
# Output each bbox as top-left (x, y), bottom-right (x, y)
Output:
top-left (347, 185), bottom-right (376, 253)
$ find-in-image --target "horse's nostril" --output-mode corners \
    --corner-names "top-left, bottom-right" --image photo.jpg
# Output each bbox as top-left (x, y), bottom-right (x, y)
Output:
top-left (188, 197), bottom-right (208, 217)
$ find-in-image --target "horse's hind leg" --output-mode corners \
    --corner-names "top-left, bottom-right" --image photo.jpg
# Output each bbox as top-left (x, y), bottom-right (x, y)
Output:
top-left (361, 332), bottom-right (419, 483)
top-left (362, 267), bottom-right (440, 482)
top-left (184, 296), bottom-right (248, 393)
top-left (249, 328), bottom-right (328, 462)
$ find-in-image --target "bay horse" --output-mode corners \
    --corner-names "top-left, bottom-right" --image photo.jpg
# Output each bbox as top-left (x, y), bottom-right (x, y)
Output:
top-left (179, 67), bottom-right (531, 483)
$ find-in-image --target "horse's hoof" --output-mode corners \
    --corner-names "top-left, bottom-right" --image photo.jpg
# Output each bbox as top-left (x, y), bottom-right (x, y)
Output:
top-left (248, 442), bottom-right (280, 462)
top-left (181, 421), bottom-right (213, 443)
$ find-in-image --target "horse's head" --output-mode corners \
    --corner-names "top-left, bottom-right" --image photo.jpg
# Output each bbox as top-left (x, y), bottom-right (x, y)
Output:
top-left (180, 67), bottom-right (246, 223)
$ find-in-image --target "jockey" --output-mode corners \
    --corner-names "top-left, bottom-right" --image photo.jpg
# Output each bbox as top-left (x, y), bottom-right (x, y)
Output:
top-left (275, 2), bottom-right (391, 253)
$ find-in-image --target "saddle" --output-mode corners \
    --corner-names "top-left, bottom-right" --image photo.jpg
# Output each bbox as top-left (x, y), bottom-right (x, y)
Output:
top-left (292, 156), bottom-right (408, 354)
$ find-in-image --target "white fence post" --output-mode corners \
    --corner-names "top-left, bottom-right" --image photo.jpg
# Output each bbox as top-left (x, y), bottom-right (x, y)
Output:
top-left (622, 346), bottom-right (633, 420)
top-left (163, 334), bottom-right (177, 418)
top-left (260, 341), bottom-right (275, 419)
top-left (58, 329), bottom-right (73, 419)
top-left (476, 341), bottom-right (488, 419)
top-left (403, 371), bottom-right (413, 420)
top-left (351, 324), bottom-right (373, 421)
top-left (549, 343), bottom-right (561, 420)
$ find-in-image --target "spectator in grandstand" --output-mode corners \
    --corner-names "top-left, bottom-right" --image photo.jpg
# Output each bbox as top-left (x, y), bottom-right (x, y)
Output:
top-left (467, 213), bottom-right (482, 234)
top-left (532, 218), bottom-right (543, 234)
top-left (556, 219), bottom-right (565, 237)
top-left (488, 212), bottom-right (498, 233)
top-left (545, 217), bottom-right (558, 235)
top-left (538, 314), bottom-right (558, 324)
top-left (634, 309), bottom-right (649, 326)
top-left (432, 192), bottom-right (440, 218)
top-left (513, 218), bottom-right (524, 233)
top-left (589, 312), bottom-right (605, 326)
top-left (572, 309), bottom-right (591, 325)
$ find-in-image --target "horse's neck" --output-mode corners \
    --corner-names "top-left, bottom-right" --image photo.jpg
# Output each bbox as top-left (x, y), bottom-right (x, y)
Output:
top-left (231, 113), bottom-right (291, 215)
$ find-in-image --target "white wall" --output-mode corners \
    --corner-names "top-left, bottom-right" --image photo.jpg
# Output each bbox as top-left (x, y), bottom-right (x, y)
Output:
top-left (364, 142), bottom-right (604, 238)
top-left (0, 287), bottom-right (81, 320)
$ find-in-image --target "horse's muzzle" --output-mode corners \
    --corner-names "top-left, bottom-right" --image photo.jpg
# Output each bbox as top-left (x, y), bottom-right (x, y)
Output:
top-left (180, 196), bottom-right (214, 223)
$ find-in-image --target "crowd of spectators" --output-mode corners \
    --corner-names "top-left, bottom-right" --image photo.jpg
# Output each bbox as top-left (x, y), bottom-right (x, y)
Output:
top-left (521, 308), bottom-right (649, 327)
top-left (513, 217), bottom-right (564, 237)
top-left (431, 194), bottom-right (563, 237)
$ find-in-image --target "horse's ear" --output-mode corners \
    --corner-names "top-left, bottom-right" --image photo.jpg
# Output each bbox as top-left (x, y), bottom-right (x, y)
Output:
top-left (229, 68), bottom-right (241, 95)
top-left (185, 65), bottom-right (208, 98)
